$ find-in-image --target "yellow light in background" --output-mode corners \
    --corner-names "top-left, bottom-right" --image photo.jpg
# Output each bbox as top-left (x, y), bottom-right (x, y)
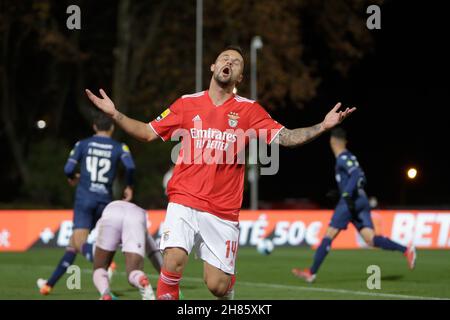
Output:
top-left (407, 168), bottom-right (417, 179)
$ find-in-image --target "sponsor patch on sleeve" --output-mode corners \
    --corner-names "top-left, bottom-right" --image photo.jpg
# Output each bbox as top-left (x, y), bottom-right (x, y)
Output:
top-left (156, 108), bottom-right (171, 122)
top-left (122, 144), bottom-right (130, 153)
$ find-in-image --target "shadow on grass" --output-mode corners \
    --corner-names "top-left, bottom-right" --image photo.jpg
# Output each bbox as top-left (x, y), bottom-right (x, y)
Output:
top-left (112, 288), bottom-right (136, 297)
top-left (314, 274), bottom-right (405, 285)
top-left (112, 283), bottom-right (200, 297)
top-left (381, 274), bottom-right (404, 281)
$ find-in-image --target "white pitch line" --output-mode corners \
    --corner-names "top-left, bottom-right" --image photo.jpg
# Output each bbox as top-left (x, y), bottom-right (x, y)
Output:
top-left (83, 267), bottom-right (449, 300)
top-left (11, 263), bottom-right (449, 300)
top-left (233, 281), bottom-right (449, 300)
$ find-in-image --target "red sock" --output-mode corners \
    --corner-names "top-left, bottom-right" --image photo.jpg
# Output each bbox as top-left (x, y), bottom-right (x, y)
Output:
top-left (228, 275), bottom-right (236, 292)
top-left (157, 269), bottom-right (181, 300)
top-left (218, 274), bottom-right (236, 300)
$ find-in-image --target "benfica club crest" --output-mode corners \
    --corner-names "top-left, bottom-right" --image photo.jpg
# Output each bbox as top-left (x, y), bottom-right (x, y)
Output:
top-left (227, 112), bottom-right (240, 128)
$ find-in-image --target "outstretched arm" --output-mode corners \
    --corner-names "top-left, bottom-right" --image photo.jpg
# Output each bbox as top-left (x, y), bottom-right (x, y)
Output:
top-left (85, 89), bottom-right (158, 143)
top-left (278, 102), bottom-right (356, 147)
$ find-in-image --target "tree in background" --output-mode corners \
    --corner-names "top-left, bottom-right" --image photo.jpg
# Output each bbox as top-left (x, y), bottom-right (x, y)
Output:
top-left (0, 0), bottom-right (382, 208)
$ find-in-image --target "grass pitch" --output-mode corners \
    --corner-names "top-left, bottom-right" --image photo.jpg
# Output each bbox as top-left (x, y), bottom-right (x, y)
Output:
top-left (0, 247), bottom-right (449, 300)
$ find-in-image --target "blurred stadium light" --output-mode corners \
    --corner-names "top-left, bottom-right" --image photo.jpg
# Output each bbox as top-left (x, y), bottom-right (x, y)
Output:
top-left (36, 120), bottom-right (47, 129)
top-left (407, 167), bottom-right (418, 179)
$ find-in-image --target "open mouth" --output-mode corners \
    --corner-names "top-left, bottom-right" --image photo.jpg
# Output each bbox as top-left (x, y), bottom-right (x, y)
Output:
top-left (222, 67), bottom-right (231, 76)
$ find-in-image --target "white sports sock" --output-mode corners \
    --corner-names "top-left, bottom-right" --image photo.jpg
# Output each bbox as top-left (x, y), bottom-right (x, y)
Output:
top-left (93, 268), bottom-right (109, 295)
top-left (128, 270), bottom-right (146, 288)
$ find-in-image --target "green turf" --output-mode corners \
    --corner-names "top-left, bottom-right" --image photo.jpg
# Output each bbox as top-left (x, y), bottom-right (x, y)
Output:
top-left (0, 247), bottom-right (448, 300)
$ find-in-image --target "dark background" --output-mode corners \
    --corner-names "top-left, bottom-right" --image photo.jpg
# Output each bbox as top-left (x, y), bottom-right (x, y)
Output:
top-left (264, 0), bottom-right (450, 209)
top-left (0, 0), bottom-right (448, 209)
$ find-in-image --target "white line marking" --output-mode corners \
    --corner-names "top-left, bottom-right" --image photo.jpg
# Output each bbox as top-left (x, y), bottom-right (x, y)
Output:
top-left (7, 263), bottom-right (448, 300)
top-left (77, 266), bottom-right (450, 300)
top-left (178, 275), bottom-right (449, 300)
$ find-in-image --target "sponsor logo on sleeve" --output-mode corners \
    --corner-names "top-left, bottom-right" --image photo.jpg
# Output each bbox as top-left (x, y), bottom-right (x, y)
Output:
top-left (122, 144), bottom-right (130, 153)
top-left (156, 108), bottom-right (171, 122)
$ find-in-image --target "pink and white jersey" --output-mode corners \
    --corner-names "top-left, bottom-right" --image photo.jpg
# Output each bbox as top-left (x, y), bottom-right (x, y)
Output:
top-left (95, 201), bottom-right (147, 257)
top-left (149, 91), bottom-right (284, 221)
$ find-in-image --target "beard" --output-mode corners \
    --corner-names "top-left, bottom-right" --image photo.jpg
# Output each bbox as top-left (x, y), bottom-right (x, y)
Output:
top-left (213, 65), bottom-right (238, 88)
top-left (213, 72), bottom-right (233, 87)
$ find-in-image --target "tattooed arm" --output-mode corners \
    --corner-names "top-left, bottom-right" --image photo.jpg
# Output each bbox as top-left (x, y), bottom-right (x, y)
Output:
top-left (277, 103), bottom-right (356, 147)
top-left (85, 89), bottom-right (158, 142)
top-left (278, 123), bottom-right (325, 147)
top-left (110, 111), bottom-right (158, 143)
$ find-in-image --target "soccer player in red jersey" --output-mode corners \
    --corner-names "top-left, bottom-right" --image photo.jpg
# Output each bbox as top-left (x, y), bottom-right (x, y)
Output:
top-left (86, 45), bottom-right (355, 299)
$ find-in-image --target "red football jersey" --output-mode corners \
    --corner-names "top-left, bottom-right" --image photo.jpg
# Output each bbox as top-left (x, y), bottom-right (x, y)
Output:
top-left (149, 91), bottom-right (284, 221)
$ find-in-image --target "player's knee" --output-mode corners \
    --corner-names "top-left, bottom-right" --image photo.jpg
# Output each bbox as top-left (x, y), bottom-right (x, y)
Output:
top-left (69, 236), bottom-right (82, 253)
top-left (360, 228), bottom-right (375, 246)
top-left (163, 248), bottom-right (187, 274)
top-left (70, 231), bottom-right (89, 253)
top-left (325, 227), bottom-right (339, 239)
top-left (363, 236), bottom-right (374, 246)
top-left (205, 278), bottom-right (229, 298)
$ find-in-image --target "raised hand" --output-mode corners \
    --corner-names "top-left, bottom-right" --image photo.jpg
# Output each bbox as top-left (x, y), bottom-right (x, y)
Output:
top-left (322, 103), bottom-right (356, 131)
top-left (85, 89), bottom-right (117, 118)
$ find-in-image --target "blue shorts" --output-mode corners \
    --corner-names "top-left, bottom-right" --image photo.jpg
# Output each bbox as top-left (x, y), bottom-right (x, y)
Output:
top-left (329, 197), bottom-right (374, 231)
top-left (73, 198), bottom-right (109, 230)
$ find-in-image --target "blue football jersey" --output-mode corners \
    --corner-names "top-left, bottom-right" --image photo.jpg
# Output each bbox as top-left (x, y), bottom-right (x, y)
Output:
top-left (335, 150), bottom-right (367, 197)
top-left (64, 135), bottom-right (135, 202)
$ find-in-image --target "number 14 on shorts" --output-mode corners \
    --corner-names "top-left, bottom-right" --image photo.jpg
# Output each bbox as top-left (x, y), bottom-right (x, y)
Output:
top-left (225, 240), bottom-right (237, 259)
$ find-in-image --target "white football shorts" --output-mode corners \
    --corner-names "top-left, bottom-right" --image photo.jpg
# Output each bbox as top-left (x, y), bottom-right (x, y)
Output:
top-left (159, 202), bottom-right (240, 274)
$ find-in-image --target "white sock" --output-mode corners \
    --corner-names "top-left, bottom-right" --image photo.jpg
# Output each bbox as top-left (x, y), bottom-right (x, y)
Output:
top-left (93, 268), bottom-right (110, 295)
top-left (128, 270), bottom-right (146, 288)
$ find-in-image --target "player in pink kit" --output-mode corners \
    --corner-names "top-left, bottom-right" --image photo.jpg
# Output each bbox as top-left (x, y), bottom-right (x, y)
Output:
top-left (86, 45), bottom-right (355, 299)
top-left (93, 200), bottom-right (155, 300)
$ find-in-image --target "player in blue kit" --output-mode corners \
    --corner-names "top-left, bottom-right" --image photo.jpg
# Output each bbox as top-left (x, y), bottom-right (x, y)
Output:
top-left (292, 128), bottom-right (416, 283)
top-left (37, 113), bottom-right (136, 295)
